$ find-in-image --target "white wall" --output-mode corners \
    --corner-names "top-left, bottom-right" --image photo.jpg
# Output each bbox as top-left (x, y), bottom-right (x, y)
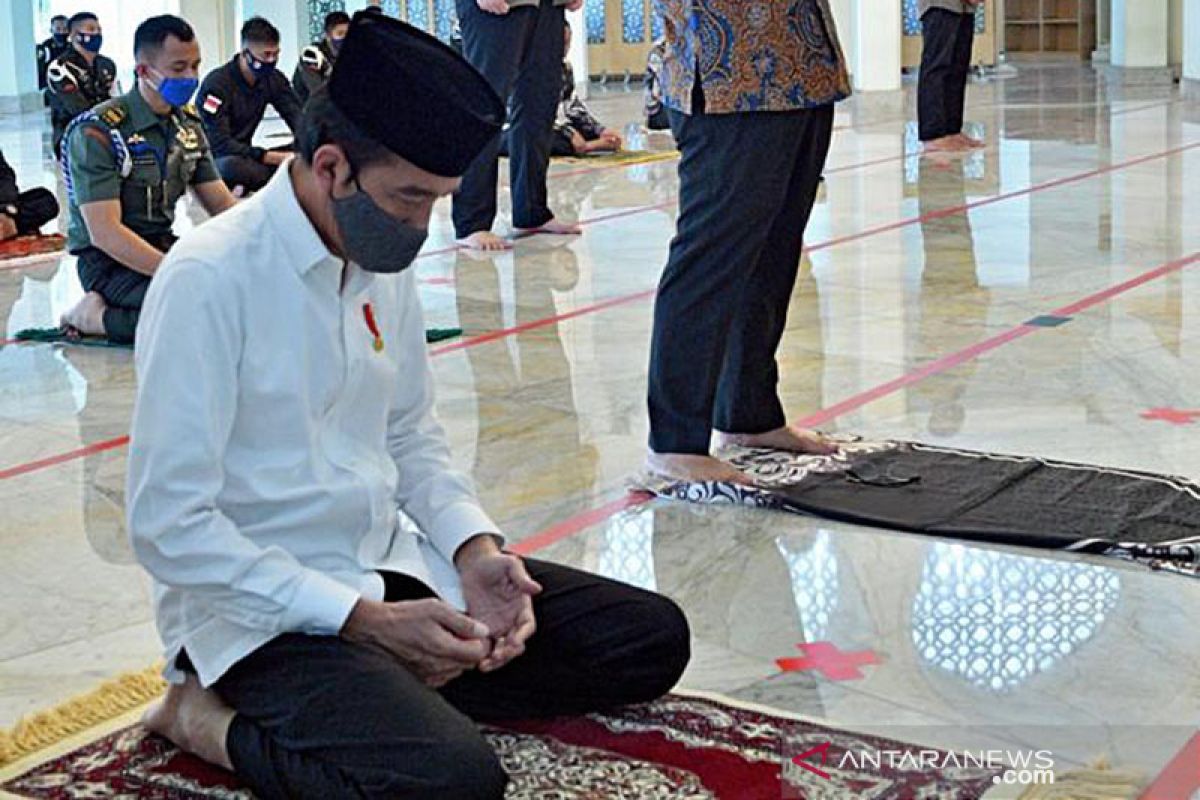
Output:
top-left (1187, 0), bottom-right (1200, 80)
top-left (0, 0), bottom-right (39, 107)
top-left (1111, 0), bottom-right (1169, 67)
top-left (1171, 0), bottom-right (1185, 65)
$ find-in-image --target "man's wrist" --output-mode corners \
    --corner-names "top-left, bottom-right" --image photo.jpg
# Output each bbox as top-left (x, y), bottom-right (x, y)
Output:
top-left (454, 533), bottom-right (503, 569)
top-left (340, 597), bottom-right (381, 642)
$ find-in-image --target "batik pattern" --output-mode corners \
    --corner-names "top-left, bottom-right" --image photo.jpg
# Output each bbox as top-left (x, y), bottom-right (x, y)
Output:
top-left (655, 0), bottom-right (851, 114)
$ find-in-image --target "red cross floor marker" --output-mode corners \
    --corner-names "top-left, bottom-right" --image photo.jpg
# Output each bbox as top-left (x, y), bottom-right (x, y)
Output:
top-left (776, 642), bottom-right (881, 681)
top-left (1141, 408), bottom-right (1200, 425)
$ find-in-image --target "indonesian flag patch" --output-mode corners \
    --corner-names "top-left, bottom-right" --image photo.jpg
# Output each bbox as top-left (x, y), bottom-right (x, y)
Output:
top-left (202, 94), bottom-right (223, 115)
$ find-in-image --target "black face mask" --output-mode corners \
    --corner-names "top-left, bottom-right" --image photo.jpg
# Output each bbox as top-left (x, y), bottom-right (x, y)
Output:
top-left (52, 32), bottom-right (68, 46)
top-left (331, 171), bottom-right (428, 274)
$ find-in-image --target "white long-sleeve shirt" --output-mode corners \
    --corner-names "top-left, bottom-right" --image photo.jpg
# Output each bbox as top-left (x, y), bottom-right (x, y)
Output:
top-left (127, 162), bottom-right (499, 688)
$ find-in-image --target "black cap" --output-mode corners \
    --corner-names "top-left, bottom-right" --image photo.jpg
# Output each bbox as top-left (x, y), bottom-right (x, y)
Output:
top-left (328, 12), bottom-right (505, 178)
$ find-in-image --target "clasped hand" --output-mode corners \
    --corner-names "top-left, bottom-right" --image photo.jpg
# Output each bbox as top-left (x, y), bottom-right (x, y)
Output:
top-left (342, 549), bottom-right (542, 687)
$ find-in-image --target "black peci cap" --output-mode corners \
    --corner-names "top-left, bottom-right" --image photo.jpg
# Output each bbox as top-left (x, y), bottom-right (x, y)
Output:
top-left (328, 12), bottom-right (505, 178)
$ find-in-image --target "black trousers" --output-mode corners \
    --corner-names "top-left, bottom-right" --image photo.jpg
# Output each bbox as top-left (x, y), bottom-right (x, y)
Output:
top-left (9, 188), bottom-right (59, 236)
top-left (453, 0), bottom-right (563, 237)
top-left (185, 558), bottom-right (690, 800)
top-left (647, 103), bottom-right (834, 455)
top-left (918, 8), bottom-right (975, 142)
top-left (214, 155), bottom-right (277, 194)
top-left (74, 233), bottom-right (174, 343)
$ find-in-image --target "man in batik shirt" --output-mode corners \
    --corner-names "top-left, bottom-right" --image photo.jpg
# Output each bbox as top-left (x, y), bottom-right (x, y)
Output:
top-left (645, 0), bottom-right (851, 483)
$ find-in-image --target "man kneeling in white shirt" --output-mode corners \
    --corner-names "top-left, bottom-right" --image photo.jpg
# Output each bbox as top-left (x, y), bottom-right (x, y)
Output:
top-left (127, 13), bottom-right (689, 800)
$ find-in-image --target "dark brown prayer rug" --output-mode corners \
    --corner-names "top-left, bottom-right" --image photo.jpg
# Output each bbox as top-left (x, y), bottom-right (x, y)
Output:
top-left (638, 438), bottom-right (1200, 578)
top-left (0, 691), bottom-right (1004, 799)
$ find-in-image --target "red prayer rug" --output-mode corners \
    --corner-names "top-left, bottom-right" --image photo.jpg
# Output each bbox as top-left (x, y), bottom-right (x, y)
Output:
top-left (0, 235), bottom-right (65, 263)
top-left (1, 692), bottom-right (1002, 799)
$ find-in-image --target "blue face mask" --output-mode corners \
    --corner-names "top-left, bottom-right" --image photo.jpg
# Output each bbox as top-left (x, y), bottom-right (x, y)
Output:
top-left (76, 33), bottom-right (103, 53)
top-left (243, 49), bottom-right (277, 77)
top-left (149, 67), bottom-right (198, 107)
top-left (329, 36), bottom-right (344, 54)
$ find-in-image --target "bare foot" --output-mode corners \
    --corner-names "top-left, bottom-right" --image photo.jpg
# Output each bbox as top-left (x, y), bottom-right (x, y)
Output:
top-left (516, 217), bottom-right (582, 236)
top-left (59, 291), bottom-right (108, 337)
top-left (716, 425), bottom-right (838, 456)
top-left (456, 231), bottom-right (513, 252)
top-left (954, 133), bottom-right (985, 149)
top-left (142, 674), bottom-right (237, 771)
top-left (645, 451), bottom-right (754, 485)
top-left (923, 135), bottom-right (968, 153)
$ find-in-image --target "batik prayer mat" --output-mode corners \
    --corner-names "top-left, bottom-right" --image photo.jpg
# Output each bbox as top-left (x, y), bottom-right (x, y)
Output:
top-left (0, 235), bottom-right (66, 263)
top-left (12, 327), bottom-right (464, 348)
top-left (0, 690), bottom-right (1007, 799)
top-left (638, 438), bottom-right (1200, 578)
top-left (552, 149), bottom-right (679, 167)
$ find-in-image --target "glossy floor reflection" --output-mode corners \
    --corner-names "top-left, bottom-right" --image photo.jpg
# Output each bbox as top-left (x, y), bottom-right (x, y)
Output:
top-left (3, 59), bottom-right (1200, 791)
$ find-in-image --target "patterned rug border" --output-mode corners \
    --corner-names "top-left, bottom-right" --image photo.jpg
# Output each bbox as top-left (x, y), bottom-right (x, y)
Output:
top-left (0, 663), bottom-right (167, 772)
top-left (0, 674), bottom-right (1141, 800)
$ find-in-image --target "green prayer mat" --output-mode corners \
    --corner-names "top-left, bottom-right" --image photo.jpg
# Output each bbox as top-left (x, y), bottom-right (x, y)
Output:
top-left (13, 327), bottom-right (464, 348)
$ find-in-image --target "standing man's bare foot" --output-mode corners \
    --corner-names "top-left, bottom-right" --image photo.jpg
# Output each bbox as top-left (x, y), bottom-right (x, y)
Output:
top-left (59, 291), bottom-right (108, 337)
top-left (953, 133), bottom-right (985, 149)
top-left (923, 135), bottom-right (968, 153)
top-left (457, 231), bottom-right (513, 251)
top-left (516, 217), bottom-right (582, 236)
top-left (142, 674), bottom-right (237, 772)
top-left (716, 425), bottom-right (838, 455)
top-left (645, 452), bottom-right (754, 485)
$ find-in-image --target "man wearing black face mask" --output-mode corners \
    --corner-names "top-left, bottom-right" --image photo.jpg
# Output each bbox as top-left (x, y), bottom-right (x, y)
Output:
top-left (198, 17), bottom-right (303, 194)
top-left (130, 14), bottom-right (690, 799)
top-left (46, 12), bottom-right (119, 157)
top-left (36, 16), bottom-right (71, 93)
top-left (292, 11), bottom-right (349, 105)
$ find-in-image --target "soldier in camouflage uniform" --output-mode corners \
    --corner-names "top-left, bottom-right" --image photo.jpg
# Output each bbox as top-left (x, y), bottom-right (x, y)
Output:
top-left (59, 14), bottom-right (237, 344)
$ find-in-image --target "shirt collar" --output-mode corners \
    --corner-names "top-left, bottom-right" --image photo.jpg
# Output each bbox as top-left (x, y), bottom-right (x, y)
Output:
top-left (260, 159), bottom-right (340, 277)
top-left (123, 86), bottom-right (170, 133)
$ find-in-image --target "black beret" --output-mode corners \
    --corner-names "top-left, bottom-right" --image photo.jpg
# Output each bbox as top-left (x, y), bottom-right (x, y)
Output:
top-left (329, 12), bottom-right (505, 178)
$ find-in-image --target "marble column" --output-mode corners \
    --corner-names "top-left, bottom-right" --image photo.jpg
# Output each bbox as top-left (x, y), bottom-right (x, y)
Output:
top-left (850, 0), bottom-right (901, 92)
top-left (0, 0), bottom-right (40, 114)
top-left (1093, 0), bottom-right (1111, 62)
top-left (1110, 0), bottom-right (1168, 67)
top-left (1185, 0), bottom-right (1200, 96)
top-left (179, 0), bottom-right (239, 67)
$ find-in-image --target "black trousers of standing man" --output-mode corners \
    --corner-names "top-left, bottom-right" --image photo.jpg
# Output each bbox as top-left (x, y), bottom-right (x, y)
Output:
top-left (647, 94), bottom-right (834, 455)
top-left (453, 0), bottom-right (563, 238)
top-left (179, 558), bottom-right (690, 800)
top-left (918, 8), bottom-right (975, 142)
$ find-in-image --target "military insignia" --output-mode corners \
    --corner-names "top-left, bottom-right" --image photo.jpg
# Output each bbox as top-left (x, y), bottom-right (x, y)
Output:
top-left (202, 94), bottom-right (223, 115)
top-left (100, 106), bottom-right (126, 126)
top-left (126, 133), bottom-right (146, 146)
top-left (175, 125), bottom-right (201, 151)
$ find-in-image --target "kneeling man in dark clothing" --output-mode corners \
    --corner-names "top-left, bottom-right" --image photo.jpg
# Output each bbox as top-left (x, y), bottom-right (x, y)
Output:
top-left (0, 148), bottom-right (59, 241)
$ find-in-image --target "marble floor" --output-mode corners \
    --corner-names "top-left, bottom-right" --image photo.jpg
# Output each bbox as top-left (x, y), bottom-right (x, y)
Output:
top-left (3, 59), bottom-right (1200, 795)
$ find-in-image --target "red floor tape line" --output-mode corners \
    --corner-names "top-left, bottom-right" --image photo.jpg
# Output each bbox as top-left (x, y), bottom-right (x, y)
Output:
top-left (2, 144), bottom-right (1198, 483)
